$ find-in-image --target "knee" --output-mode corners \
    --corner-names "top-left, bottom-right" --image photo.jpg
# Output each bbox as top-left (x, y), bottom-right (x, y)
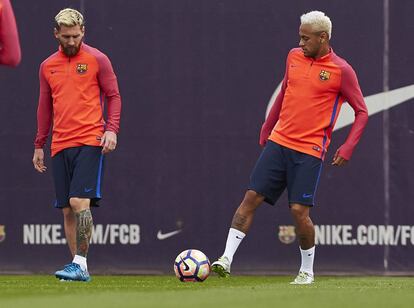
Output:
top-left (290, 204), bottom-right (310, 222)
top-left (239, 190), bottom-right (263, 212)
top-left (69, 197), bottom-right (90, 212)
top-left (244, 190), bottom-right (264, 203)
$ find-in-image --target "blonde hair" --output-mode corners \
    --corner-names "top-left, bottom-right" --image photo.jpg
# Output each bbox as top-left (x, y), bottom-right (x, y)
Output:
top-left (300, 11), bottom-right (332, 39)
top-left (55, 8), bottom-right (84, 30)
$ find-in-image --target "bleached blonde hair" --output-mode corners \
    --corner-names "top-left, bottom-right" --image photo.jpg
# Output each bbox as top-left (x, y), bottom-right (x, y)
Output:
top-left (300, 11), bottom-right (332, 39)
top-left (55, 8), bottom-right (84, 30)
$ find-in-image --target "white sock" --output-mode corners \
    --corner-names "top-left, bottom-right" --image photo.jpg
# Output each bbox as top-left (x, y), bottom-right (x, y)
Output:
top-left (73, 255), bottom-right (88, 271)
top-left (222, 228), bottom-right (246, 263)
top-left (299, 246), bottom-right (315, 276)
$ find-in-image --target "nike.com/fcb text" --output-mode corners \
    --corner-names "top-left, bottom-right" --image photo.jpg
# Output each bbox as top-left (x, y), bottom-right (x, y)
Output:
top-left (23, 224), bottom-right (140, 245)
top-left (315, 225), bottom-right (414, 246)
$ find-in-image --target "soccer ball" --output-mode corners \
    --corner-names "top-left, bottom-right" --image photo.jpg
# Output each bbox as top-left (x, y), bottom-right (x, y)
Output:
top-left (174, 249), bottom-right (210, 282)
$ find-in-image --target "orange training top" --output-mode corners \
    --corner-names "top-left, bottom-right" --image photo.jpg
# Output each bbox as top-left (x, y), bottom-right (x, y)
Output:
top-left (34, 43), bottom-right (121, 156)
top-left (262, 48), bottom-right (368, 160)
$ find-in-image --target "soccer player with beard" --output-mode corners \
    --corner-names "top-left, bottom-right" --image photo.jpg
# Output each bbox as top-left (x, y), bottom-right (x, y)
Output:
top-left (0, 0), bottom-right (21, 66)
top-left (32, 8), bottom-right (121, 281)
top-left (211, 11), bottom-right (368, 284)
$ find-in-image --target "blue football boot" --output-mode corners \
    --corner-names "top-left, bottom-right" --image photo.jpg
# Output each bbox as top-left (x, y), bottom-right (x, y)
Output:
top-left (55, 263), bottom-right (91, 282)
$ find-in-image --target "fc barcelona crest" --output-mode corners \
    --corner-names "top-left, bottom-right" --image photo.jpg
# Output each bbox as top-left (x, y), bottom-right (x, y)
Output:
top-left (76, 63), bottom-right (88, 74)
top-left (0, 225), bottom-right (5, 243)
top-left (278, 225), bottom-right (296, 244)
top-left (319, 70), bottom-right (331, 81)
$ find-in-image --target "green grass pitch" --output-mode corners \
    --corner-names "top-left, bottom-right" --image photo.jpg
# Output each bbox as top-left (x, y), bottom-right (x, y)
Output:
top-left (1, 275), bottom-right (414, 308)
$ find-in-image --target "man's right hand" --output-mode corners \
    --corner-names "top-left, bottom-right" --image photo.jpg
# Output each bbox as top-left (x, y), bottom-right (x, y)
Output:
top-left (33, 148), bottom-right (47, 173)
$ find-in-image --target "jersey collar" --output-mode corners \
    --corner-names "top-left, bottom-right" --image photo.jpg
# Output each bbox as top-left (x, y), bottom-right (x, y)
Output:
top-left (314, 47), bottom-right (334, 62)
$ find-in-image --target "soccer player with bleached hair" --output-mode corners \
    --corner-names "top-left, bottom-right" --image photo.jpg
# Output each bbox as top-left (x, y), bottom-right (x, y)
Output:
top-left (32, 8), bottom-right (122, 282)
top-left (0, 0), bottom-right (21, 66)
top-left (211, 10), bottom-right (368, 284)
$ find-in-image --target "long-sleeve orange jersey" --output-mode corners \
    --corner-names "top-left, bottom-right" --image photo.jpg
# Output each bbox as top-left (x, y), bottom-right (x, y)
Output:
top-left (34, 43), bottom-right (122, 156)
top-left (263, 48), bottom-right (368, 160)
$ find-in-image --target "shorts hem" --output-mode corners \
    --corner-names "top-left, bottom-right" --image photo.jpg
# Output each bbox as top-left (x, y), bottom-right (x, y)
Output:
top-left (63, 194), bottom-right (102, 207)
top-left (289, 200), bottom-right (314, 207)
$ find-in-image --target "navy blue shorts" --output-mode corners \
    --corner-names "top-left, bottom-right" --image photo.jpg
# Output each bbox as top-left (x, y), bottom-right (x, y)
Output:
top-left (248, 141), bottom-right (323, 206)
top-left (52, 146), bottom-right (105, 208)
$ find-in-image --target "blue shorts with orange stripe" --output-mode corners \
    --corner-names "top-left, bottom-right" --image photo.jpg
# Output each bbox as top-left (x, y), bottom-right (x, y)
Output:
top-left (52, 145), bottom-right (105, 208)
top-left (248, 140), bottom-right (322, 206)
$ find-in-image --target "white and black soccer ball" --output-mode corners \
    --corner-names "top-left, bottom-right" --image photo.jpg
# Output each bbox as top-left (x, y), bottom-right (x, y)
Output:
top-left (174, 249), bottom-right (210, 282)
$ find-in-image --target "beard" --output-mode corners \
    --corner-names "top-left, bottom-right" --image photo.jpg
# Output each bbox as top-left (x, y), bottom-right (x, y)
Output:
top-left (60, 42), bottom-right (82, 57)
top-left (62, 46), bottom-right (79, 57)
top-left (63, 46), bottom-right (79, 57)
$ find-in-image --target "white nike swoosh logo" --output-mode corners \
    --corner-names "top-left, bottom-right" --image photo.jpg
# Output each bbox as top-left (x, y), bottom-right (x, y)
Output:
top-left (334, 84), bottom-right (414, 130)
top-left (266, 83), bottom-right (414, 131)
top-left (157, 229), bottom-right (182, 240)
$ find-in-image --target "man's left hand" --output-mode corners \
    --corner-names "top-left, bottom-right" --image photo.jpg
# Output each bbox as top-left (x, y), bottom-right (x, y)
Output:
top-left (100, 131), bottom-right (117, 154)
top-left (331, 150), bottom-right (348, 166)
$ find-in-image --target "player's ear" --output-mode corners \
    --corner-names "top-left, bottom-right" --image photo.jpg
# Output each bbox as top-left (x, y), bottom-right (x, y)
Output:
top-left (320, 32), bottom-right (328, 43)
top-left (54, 28), bottom-right (59, 39)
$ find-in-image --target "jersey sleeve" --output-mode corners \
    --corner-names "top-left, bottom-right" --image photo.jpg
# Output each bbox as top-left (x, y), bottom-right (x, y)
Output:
top-left (34, 63), bottom-right (53, 148)
top-left (95, 53), bottom-right (122, 134)
top-left (259, 52), bottom-right (289, 146)
top-left (0, 0), bottom-right (21, 66)
top-left (337, 65), bottom-right (368, 160)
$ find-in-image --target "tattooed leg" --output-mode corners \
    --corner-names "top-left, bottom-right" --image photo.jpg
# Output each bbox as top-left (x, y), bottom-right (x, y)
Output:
top-left (210, 190), bottom-right (264, 271)
top-left (231, 213), bottom-right (248, 230)
top-left (75, 209), bottom-right (93, 257)
top-left (69, 197), bottom-right (93, 258)
top-left (230, 190), bottom-right (264, 234)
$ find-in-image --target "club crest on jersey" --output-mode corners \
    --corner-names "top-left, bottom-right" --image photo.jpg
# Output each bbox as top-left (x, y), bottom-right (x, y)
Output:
top-left (278, 225), bottom-right (296, 244)
top-left (76, 63), bottom-right (88, 74)
top-left (0, 225), bottom-right (6, 243)
top-left (319, 70), bottom-right (331, 81)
